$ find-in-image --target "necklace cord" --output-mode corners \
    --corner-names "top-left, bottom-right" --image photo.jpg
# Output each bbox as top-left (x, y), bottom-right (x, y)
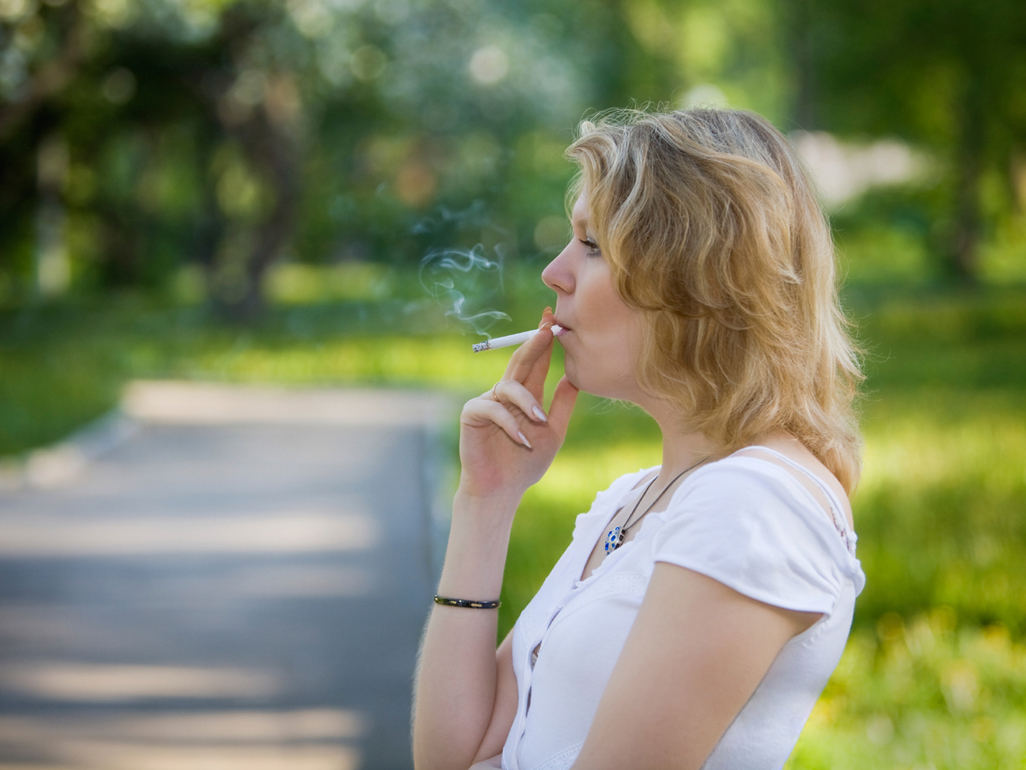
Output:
top-left (605, 456), bottom-right (711, 554)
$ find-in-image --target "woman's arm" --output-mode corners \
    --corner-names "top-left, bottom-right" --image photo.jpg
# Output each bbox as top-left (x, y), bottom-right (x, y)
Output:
top-left (412, 490), bottom-right (519, 770)
top-left (571, 563), bottom-right (820, 770)
top-left (475, 630), bottom-right (520, 760)
top-left (413, 585), bottom-right (520, 770)
top-left (413, 313), bottom-right (578, 770)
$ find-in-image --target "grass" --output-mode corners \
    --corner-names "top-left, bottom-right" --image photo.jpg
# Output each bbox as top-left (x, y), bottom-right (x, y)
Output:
top-left (2, 274), bottom-right (1025, 769)
top-left (789, 614), bottom-right (1026, 769)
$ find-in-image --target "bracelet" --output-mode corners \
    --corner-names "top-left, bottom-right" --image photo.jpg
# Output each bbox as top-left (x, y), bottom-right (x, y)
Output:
top-left (434, 595), bottom-right (501, 609)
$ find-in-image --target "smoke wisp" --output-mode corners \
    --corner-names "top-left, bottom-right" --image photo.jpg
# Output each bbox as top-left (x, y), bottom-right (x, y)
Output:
top-left (419, 244), bottom-right (510, 337)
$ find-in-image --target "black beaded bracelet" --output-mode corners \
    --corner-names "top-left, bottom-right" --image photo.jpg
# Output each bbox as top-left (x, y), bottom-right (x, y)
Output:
top-left (434, 595), bottom-right (501, 609)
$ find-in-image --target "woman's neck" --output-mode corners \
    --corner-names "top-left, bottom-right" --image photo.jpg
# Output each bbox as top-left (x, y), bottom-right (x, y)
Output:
top-left (651, 404), bottom-right (797, 486)
top-left (656, 432), bottom-right (718, 485)
top-left (646, 400), bottom-right (721, 487)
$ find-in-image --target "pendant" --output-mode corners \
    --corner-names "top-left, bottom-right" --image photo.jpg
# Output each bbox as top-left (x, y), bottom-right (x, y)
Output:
top-left (604, 526), bottom-right (624, 554)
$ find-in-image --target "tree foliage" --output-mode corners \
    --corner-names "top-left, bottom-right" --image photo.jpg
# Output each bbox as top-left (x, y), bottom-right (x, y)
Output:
top-left (802, 0), bottom-right (1026, 280)
top-left (0, 0), bottom-right (612, 318)
top-left (1, 0), bottom-right (1023, 316)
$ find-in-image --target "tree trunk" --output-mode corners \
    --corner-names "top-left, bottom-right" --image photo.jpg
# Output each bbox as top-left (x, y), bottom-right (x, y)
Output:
top-left (786, 0), bottom-right (817, 131)
top-left (235, 117), bottom-right (300, 322)
top-left (0, 3), bottom-right (84, 144)
top-left (948, 80), bottom-right (986, 283)
top-left (206, 76), bottom-right (301, 324)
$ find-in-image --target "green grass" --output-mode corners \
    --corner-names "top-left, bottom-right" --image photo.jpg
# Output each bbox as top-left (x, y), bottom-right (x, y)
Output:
top-left (788, 615), bottom-right (1026, 769)
top-left (2, 278), bottom-right (1025, 769)
top-left (781, 389), bottom-right (1026, 769)
top-left (0, 299), bottom-right (506, 455)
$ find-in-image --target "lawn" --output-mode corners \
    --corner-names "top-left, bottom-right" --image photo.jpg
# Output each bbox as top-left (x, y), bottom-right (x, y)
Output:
top-left (1, 274), bottom-right (1025, 769)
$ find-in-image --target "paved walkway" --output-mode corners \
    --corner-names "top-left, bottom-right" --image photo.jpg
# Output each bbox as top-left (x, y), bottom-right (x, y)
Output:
top-left (0, 382), bottom-right (456, 770)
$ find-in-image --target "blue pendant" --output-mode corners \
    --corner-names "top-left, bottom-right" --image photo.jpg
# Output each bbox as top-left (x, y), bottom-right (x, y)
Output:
top-left (604, 526), bottom-right (623, 554)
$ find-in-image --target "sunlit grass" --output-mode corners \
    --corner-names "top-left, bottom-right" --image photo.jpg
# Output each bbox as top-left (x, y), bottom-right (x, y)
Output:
top-left (854, 393), bottom-right (1026, 638)
top-left (861, 394), bottom-right (1026, 495)
top-left (186, 336), bottom-right (509, 387)
top-left (788, 613), bottom-right (1026, 770)
top-left (0, 306), bottom-right (507, 455)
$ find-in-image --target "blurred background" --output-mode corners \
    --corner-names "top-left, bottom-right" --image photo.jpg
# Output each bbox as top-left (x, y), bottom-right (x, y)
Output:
top-left (1, 0), bottom-right (1025, 768)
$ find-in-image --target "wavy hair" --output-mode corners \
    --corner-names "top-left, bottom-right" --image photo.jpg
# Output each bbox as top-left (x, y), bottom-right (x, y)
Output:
top-left (566, 108), bottom-right (864, 492)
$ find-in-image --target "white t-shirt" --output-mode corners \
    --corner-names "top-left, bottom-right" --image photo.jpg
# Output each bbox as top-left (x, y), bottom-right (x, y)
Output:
top-left (500, 447), bottom-right (866, 770)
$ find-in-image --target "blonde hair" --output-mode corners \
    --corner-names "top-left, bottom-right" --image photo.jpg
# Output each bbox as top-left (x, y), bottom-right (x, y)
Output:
top-left (567, 108), bottom-right (864, 492)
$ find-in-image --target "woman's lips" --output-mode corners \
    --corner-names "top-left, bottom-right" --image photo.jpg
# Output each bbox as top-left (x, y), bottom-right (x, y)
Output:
top-left (552, 321), bottom-right (570, 338)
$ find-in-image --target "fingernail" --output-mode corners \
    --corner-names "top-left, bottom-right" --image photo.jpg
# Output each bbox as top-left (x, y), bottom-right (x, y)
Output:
top-left (518, 431), bottom-right (532, 449)
top-left (532, 406), bottom-right (548, 422)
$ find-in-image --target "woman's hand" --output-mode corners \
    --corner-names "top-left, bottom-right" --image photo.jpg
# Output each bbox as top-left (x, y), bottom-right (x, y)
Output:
top-left (458, 309), bottom-right (579, 501)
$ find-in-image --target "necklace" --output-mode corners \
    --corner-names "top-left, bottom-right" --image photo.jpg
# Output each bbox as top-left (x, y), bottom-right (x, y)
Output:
top-left (603, 456), bottom-right (712, 554)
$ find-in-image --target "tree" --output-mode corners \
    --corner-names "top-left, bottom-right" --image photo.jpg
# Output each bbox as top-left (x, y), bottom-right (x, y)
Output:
top-left (1, 0), bottom-right (609, 318)
top-left (803, 0), bottom-right (1026, 281)
top-left (0, 0), bottom-right (305, 318)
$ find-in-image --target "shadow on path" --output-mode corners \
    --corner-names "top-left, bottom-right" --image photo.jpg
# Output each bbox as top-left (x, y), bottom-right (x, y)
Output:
top-left (0, 382), bottom-right (456, 770)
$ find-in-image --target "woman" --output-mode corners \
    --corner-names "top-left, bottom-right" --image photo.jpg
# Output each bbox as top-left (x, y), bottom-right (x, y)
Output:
top-left (413, 107), bottom-right (865, 770)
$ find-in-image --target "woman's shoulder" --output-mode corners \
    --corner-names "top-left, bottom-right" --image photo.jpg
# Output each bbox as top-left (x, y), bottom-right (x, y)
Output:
top-left (651, 463), bottom-right (865, 614)
top-left (676, 442), bottom-right (853, 537)
top-left (732, 442), bottom-right (853, 528)
top-left (651, 445), bottom-right (865, 610)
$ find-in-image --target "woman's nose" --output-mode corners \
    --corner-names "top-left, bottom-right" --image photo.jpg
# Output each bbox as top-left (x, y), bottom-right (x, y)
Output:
top-left (542, 244), bottom-right (574, 294)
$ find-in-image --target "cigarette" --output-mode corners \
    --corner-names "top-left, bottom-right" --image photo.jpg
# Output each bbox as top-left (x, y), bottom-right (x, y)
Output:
top-left (473, 325), bottom-right (564, 352)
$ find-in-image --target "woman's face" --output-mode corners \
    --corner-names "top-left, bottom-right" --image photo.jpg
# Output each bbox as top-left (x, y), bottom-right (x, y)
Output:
top-left (542, 192), bottom-right (645, 400)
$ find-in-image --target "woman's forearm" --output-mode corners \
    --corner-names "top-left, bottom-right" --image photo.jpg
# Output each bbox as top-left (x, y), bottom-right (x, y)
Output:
top-left (412, 488), bottom-right (521, 770)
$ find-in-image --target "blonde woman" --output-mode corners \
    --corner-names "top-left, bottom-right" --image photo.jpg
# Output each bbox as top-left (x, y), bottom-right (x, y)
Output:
top-left (413, 108), bottom-right (865, 770)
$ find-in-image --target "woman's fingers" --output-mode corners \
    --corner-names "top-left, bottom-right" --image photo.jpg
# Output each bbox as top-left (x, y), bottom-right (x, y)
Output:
top-left (461, 373), bottom-right (574, 458)
top-left (470, 311), bottom-right (565, 452)
top-left (504, 322), bottom-right (554, 390)
top-left (462, 398), bottom-right (533, 448)
top-left (522, 308), bottom-right (559, 393)
top-left (548, 376), bottom-right (579, 438)
top-left (522, 328), bottom-right (554, 395)
top-left (492, 380), bottom-right (549, 424)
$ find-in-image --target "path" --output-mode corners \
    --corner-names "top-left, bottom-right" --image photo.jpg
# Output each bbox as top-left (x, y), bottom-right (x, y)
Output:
top-left (0, 381), bottom-right (456, 770)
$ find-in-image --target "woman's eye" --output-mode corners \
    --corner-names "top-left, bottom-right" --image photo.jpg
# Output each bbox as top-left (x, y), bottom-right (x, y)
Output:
top-left (580, 239), bottom-right (602, 257)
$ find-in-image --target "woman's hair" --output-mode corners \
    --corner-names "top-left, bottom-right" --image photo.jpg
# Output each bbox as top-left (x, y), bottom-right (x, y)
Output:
top-left (566, 107), bottom-right (864, 492)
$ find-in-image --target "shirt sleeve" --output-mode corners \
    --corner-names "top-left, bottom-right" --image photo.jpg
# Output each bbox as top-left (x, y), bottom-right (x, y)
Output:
top-left (649, 461), bottom-right (847, 615)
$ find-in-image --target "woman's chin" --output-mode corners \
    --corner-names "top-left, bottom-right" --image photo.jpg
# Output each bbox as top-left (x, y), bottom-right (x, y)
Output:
top-left (564, 369), bottom-right (623, 402)
top-left (565, 369), bottom-right (602, 400)
top-left (562, 356), bottom-right (582, 390)
top-left (562, 349), bottom-right (636, 397)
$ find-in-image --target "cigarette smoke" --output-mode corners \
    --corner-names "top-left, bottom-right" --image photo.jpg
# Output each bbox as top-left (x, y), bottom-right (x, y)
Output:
top-left (419, 244), bottom-right (510, 336)
top-left (415, 200), bottom-right (512, 337)
top-left (411, 200), bottom-right (492, 236)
